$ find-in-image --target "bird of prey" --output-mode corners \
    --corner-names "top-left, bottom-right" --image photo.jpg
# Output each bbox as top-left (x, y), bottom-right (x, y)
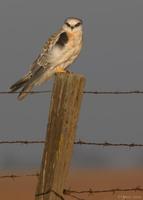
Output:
top-left (10, 17), bottom-right (83, 100)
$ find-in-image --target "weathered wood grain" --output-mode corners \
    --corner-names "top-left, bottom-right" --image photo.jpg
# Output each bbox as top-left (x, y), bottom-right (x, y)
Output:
top-left (35, 73), bottom-right (86, 200)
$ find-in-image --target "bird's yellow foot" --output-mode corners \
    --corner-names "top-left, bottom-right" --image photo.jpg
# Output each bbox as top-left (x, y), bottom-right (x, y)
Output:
top-left (66, 69), bottom-right (73, 74)
top-left (55, 66), bottom-right (66, 73)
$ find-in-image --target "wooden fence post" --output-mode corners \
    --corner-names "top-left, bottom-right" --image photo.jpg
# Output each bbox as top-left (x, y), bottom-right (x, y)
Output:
top-left (35, 73), bottom-right (86, 200)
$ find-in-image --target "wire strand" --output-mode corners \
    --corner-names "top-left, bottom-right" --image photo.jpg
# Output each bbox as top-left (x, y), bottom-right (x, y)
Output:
top-left (0, 139), bottom-right (143, 148)
top-left (64, 187), bottom-right (143, 194)
top-left (0, 173), bottom-right (39, 179)
top-left (1, 173), bottom-right (143, 199)
top-left (1, 90), bottom-right (143, 95)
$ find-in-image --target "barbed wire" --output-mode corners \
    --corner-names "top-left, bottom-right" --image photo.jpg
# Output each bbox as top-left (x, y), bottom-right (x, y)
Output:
top-left (0, 140), bottom-right (45, 144)
top-left (84, 90), bottom-right (143, 95)
top-left (36, 187), bottom-right (143, 200)
top-left (64, 187), bottom-right (143, 195)
top-left (35, 187), bottom-right (143, 200)
top-left (35, 189), bottom-right (85, 200)
top-left (1, 90), bottom-right (143, 95)
top-left (1, 173), bottom-right (143, 199)
top-left (1, 173), bottom-right (143, 195)
top-left (75, 140), bottom-right (143, 147)
top-left (64, 187), bottom-right (143, 200)
top-left (0, 91), bottom-right (51, 95)
top-left (0, 139), bottom-right (143, 148)
top-left (0, 173), bottom-right (39, 179)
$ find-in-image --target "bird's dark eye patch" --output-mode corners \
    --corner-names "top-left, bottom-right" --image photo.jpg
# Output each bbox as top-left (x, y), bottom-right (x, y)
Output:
top-left (75, 22), bottom-right (81, 27)
top-left (65, 22), bottom-right (71, 28)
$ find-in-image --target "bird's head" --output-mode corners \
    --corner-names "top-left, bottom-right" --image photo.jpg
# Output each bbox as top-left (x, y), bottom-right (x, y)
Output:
top-left (63, 17), bottom-right (83, 33)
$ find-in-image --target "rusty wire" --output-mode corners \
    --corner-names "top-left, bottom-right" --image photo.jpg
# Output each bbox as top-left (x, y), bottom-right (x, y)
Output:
top-left (64, 187), bottom-right (143, 195)
top-left (35, 187), bottom-right (143, 200)
top-left (1, 173), bottom-right (143, 200)
top-left (1, 173), bottom-right (143, 194)
top-left (0, 173), bottom-right (39, 179)
top-left (0, 140), bottom-right (45, 144)
top-left (0, 139), bottom-right (143, 148)
top-left (0, 172), bottom-right (143, 195)
top-left (84, 90), bottom-right (143, 95)
top-left (75, 140), bottom-right (143, 147)
top-left (0, 91), bottom-right (51, 94)
top-left (1, 90), bottom-right (143, 95)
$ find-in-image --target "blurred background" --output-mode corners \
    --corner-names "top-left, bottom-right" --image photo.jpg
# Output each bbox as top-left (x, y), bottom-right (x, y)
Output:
top-left (0, 0), bottom-right (143, 170)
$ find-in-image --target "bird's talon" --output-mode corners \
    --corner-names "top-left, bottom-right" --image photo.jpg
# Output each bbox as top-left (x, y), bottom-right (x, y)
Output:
top-left (66, 70), bottom-right (73, 74)
top-left (55, 66), bottom-right (66, 73)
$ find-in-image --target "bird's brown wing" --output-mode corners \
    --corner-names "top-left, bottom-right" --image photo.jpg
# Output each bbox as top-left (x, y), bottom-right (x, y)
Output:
top-left (10, 29), bottom-right (65, 100)
top-left (30, 29), bottom-right (64, 72)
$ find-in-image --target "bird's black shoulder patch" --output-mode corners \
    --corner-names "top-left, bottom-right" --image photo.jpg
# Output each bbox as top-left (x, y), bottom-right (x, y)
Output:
top-left (56, 32), bottom-right (68, 47)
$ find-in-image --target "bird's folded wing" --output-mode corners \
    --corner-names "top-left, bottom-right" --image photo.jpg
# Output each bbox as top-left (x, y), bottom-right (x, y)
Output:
top-left (30, 30), bottom-right (64, 71)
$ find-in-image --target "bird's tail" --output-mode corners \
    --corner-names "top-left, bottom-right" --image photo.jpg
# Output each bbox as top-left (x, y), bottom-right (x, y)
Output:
top-left (17, 82), bottom-right (34, 101)
top-left (10, 66), bottom-right (47, 100)
top-left (10, 73), bottom-right (33, 100)
top-left (10, 74), bottom-right (31, 92)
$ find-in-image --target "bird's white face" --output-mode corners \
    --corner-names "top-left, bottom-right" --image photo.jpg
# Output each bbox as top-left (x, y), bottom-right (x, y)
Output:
top-left (62, 17), bottom-right (83, 33)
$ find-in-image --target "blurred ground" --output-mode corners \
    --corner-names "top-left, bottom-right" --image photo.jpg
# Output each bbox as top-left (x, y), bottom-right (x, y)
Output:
top-left (0, 169), bottom-right (143, 200)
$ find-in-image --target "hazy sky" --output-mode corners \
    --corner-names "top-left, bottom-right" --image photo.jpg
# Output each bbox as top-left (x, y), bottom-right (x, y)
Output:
top-left (0, 0), bottom-right (143, 170)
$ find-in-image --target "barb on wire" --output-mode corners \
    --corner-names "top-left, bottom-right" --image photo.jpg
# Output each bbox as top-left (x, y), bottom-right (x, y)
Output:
top-left (35, 187), bottom-right (143, 200)
top-left (64, 187), bottom-right (143, 195)
top-left (0, 139), bottom-right (143, 148)
top-left (0, 90), bottom-right (51, 95)
top-left (83, 90), bottom-right (143, 95)
top-left (0, 172), bottom-right (143, 199)
top-left (0, 174), bottom-right (20, 179)
top-left (0, 140), bottom-right (45, 144)
top-left (1, 90), bottom-right (143, 95)
top-left (0, 173), bottom-right (39, 179)
top-left (0, 171), bottom-right (143, 195)
top-left (75, 140), bottom-right (143, 147)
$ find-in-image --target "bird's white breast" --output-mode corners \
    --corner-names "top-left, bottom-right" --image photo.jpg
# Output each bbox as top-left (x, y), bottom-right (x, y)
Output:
top-left (35, 31), bottom-right (82, 86)
top-left (49, 32), bottom-right (82, 68)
